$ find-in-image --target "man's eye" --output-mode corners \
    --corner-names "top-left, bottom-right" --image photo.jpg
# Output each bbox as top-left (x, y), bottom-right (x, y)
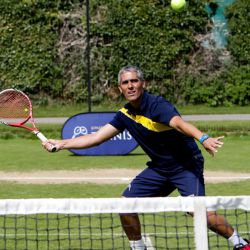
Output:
top-left (121, 79), bottom-right (139, 84)
top-left (131, 79), bottom-right (139, 83)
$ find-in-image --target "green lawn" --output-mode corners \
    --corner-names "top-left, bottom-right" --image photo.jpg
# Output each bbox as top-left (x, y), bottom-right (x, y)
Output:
top-left (0, 127), bottom-right (249, 249)
top-left (0, 181), bottom-right (248, 199)
top-left (0, 116), bottom-right (249, 199)
top-left (0, 135), bottom-right (249, 173)
top-left (32, 102), bottom-right (250, 117)
top-left (0, 134), bottom-right (249, 199)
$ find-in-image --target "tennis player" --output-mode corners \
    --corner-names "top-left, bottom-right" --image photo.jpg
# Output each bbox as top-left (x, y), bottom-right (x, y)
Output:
top-left (43, 65), bottom-right (249, 250)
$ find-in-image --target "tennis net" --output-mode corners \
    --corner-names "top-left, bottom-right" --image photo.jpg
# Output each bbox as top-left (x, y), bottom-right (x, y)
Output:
top-left (0, 196), bottom-right (249, 250)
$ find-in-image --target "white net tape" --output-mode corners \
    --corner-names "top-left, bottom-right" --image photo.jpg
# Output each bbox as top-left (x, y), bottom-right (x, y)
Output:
top-left (0, 196), bottom-right (249, 250)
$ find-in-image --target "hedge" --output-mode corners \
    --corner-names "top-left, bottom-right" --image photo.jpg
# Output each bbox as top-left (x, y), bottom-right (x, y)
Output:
top-left (0, 0), bottom-right (249, 106)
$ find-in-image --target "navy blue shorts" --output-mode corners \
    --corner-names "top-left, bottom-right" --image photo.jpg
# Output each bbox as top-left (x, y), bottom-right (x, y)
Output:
top-left (122, 165), bottom-right (205, 197)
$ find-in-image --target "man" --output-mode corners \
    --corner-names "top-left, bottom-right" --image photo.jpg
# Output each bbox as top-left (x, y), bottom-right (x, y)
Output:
top-left (43, 65), bottom-right (249, 250)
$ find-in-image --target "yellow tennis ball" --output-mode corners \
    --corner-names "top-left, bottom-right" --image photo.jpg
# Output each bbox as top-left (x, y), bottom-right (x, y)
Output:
top-left (24, 108), bottom-right (28, 112)
top-left (171, 0), bottom-right (186, 11)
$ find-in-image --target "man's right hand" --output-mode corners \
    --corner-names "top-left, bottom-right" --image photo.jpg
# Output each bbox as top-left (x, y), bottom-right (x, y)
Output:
top-left (43, 139), bottom-right (60, 152)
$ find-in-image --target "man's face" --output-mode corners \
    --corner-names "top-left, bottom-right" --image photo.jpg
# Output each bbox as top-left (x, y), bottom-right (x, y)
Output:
top-left (119, 71), bottom-right (145, 104)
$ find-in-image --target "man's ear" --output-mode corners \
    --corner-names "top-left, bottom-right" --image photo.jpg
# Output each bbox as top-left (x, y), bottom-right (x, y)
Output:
top-left (118, 86), bottom-right (122, 93)
top-left (143, 81), bottom-right (147, 88)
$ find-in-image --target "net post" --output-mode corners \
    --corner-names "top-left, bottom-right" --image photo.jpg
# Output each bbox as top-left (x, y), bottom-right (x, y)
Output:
top-left (193, 197), bottom-right (208, 250)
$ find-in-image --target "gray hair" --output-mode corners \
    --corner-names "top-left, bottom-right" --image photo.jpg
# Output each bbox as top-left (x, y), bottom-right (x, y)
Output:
top-left (118, 65), bottom-right (145, 84)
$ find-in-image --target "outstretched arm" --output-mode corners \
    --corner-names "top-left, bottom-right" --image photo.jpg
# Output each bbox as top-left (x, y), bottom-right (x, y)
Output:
top-left (43, 123), bottom-right (120, 152)
top-left (169, 116), bottom-right (224, 156)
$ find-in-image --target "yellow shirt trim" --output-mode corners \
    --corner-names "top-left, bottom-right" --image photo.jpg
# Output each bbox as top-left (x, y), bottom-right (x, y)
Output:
top-left (120, 108), bottom-right (172, 132)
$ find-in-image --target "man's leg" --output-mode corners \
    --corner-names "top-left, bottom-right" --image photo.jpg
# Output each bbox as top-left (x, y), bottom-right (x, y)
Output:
top-left (120, 213), bottom-right (146, 249)
top-left (207, 211), bottom-right (249, 248)
top-left (206, 211), bottom-right (233, 238)
top-left (188, 211), bottom-right (249, 248)
top-left (120, 213), bottom-right (142, 241)
top-left (173, 165), bottom-right (249, 249)
top-left (120, 168), bottom-right (173, 249)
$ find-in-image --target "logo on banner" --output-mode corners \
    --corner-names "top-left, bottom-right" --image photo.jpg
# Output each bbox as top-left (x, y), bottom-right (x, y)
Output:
top-left (72, 126), bottom-right (88, 138)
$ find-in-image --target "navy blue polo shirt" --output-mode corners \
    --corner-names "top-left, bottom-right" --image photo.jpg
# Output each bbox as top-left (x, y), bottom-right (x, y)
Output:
top-left (109, 91), bottom-right (203, 174)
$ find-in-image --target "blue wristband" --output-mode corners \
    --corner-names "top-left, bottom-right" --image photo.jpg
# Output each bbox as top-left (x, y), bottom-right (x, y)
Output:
top-left (199, 134), bottom-right (210, 144)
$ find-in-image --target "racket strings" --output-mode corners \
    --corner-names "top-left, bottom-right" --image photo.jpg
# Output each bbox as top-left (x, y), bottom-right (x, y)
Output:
top-left (0, 90), bottom-right (31, 125)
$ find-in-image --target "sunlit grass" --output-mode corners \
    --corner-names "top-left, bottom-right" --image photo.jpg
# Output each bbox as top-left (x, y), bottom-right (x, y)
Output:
top-left (32, 102), bottom-right (250, 117)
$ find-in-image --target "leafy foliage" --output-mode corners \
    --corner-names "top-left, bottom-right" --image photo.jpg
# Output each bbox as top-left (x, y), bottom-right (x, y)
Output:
top-left (178, 64), bottom-right (250, 107)
top-left (226, 0), bottom-right (250, 65)
top-left (90, 0), bottom-right (209, 100)
top-left (0, 0), bottom-right (62, 98)
top-left (0, 0), bottom-right (249, 106)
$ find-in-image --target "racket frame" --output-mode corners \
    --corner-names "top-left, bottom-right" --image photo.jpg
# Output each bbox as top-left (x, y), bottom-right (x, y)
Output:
top-left (0, 89), bottom-right (39, 132)
top-left (0, 88), bottom-right (56, 151)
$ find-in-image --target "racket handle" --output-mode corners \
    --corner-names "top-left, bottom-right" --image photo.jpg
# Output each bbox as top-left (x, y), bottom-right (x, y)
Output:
top-left (35, 131), bottom-right (57, 152)
top-left (35, 131), bottom-right (48, 142)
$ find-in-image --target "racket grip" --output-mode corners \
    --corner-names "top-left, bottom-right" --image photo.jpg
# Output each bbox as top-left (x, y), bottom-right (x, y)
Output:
top-left (35, 131), bottom-right (57, 152)
top-left (35, 131), bottom-right (48, 142)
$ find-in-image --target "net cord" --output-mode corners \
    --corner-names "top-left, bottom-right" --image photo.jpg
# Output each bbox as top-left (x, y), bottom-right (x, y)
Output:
top-left (0, 196), bottom-right (249, 250)
top-left (0, 196), bottom-right (249, 215)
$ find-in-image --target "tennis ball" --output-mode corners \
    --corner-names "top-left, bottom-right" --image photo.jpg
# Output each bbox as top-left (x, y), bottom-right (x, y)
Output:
top-left (171, 0), bottom-right (186, 11)
top-left (24, 108), bottom-right (28, 112)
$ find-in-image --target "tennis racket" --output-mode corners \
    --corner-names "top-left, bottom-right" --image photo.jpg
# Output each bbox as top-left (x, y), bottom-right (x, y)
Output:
top-left (0, 88), bottom-right (56, 152)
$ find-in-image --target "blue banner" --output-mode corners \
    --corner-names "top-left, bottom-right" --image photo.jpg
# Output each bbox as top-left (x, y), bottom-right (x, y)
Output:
top-left (61, 112), bottom-right (138, 155)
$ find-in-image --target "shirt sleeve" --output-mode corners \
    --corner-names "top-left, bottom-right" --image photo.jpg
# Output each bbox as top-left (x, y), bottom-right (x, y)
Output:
top-left (152, 97), bottom-right (180, 125)
top-left (109, 111), bottom-right (126, 132)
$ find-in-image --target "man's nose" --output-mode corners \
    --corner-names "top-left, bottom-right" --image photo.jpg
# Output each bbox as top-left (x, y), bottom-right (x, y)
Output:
top-left (127, 80), bottom-right (134, 88)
